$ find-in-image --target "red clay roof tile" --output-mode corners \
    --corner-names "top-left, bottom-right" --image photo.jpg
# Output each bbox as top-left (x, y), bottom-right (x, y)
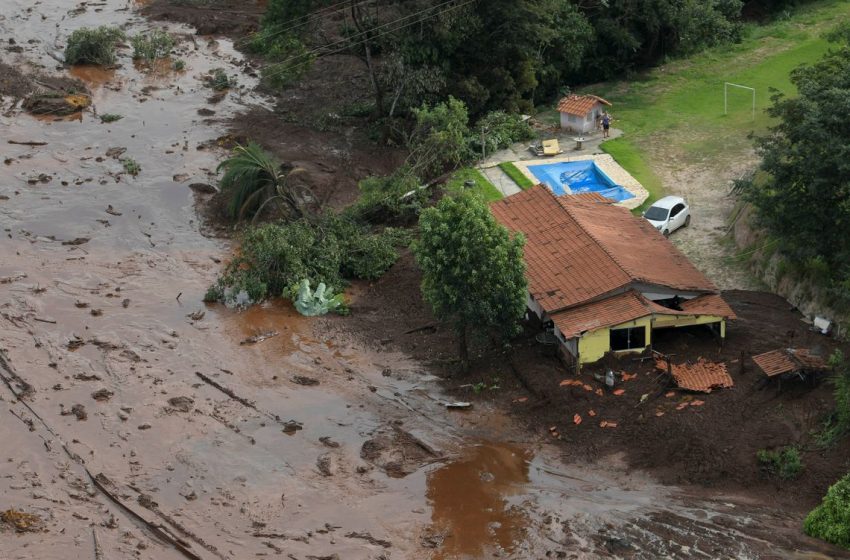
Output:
top-left (490, 186), bottom-right (723, 315)
top-left (557, 95), bottom-right (611, 116)
top-left (752, 348), bottom-right (828, 378)
top-left (657, 358), bottom-right (734, 393)
top-left (551, 291), bottom-right (651, 339)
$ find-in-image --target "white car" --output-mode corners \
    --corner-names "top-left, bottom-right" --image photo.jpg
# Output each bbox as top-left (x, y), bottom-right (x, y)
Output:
top-left (643, 195), bottom-right (691, 236)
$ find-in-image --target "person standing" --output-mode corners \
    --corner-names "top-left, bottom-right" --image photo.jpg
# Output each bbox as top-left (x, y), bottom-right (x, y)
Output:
top-left (601, 112), bottom-right (611, 138)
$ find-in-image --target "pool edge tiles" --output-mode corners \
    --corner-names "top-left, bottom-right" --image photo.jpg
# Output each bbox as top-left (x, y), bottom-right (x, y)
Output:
top-left (512, 154), bottom-right (649, 210)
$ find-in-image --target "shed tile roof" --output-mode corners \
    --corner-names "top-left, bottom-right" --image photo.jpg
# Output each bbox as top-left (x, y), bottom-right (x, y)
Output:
top-left (490, 186), bottom-right (719, 314)
top-left (752, 348), bottom-right (828, 378)
top-left (557, 94), bottom-right (611, 116)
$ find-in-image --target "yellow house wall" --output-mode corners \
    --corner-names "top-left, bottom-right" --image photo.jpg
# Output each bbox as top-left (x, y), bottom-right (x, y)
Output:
top-left (576, 315), bottom-right (727, 365)
top-left (652, 314), bottom-right (723, 330)
top-left (578, 316), bottom-right (652, 364)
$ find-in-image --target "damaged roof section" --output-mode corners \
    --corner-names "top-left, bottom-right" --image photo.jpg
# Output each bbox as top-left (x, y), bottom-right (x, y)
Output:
top-left (657, 358), bottom-right (734, 393)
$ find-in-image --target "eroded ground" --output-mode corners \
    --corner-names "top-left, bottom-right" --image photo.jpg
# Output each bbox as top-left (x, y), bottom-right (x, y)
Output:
top-left (0, 1), bottom-right (846, 559)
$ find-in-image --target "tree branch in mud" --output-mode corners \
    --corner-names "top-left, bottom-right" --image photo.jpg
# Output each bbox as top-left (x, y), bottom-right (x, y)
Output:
top-left (0, 351), bottom-right (207, 560)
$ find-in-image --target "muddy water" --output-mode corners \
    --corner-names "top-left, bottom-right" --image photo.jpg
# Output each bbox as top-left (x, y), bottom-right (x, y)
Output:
top-left (427, 443), bottom-right (531, 558)
top-left (0, 1), bottom-right (842, 559)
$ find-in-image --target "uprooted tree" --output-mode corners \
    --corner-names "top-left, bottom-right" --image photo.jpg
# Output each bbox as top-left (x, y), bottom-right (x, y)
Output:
top-left (413, 192), bottom-right (527, 370)
top-left (217, 142), bottom-right (312, 221)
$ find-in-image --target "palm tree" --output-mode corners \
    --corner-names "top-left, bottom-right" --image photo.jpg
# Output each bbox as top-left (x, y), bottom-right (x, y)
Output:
top-left (217, 142), bottom-right (311, 221)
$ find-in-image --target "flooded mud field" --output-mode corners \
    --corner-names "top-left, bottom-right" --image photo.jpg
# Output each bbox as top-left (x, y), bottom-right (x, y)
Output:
top-left (0, 1), bottom-right (845, 559)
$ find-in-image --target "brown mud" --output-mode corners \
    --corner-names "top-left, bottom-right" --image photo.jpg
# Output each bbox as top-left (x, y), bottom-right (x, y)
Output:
top-left (141, 0), bottom-right (264, 38)
top-left (1, 1), bottom-right (847, 559)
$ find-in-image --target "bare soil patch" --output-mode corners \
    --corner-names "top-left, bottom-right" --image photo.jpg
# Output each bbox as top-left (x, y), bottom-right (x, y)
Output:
top-left (141, 0), bottom-right (263, 37)
top-left (225, 106), bottom-right (406, 211)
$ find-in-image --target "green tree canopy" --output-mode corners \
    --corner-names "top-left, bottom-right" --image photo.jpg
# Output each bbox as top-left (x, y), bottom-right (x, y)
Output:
top-left (413, 193), bottom-right (527, 369)
top-left (407, 96), bottom-right (473, 178)
top-left (804, 473), bottom-right (850, 549)
top-left (739, 28), bottom-right (850, 307)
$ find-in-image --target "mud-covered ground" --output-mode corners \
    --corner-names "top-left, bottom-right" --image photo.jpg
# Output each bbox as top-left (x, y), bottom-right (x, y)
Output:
top-left (1, 1), bottom-right (847, 559)
top-left (333, 252), bottom-right (850, 510)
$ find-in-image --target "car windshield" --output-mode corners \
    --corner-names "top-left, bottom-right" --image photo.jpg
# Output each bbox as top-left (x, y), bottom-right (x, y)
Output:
top-left (645, 206), bottom-right (669, 220)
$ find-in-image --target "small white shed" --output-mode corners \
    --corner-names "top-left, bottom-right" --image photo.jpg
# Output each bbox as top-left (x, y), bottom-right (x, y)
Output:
top-left (558, 95), bottom-right (612, 134)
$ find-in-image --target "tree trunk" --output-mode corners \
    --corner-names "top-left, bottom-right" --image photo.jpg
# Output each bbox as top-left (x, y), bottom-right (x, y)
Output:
top-left (458, 324), bottom-right (470, 373)
top-left (350, 1), bottom-right (385, 117)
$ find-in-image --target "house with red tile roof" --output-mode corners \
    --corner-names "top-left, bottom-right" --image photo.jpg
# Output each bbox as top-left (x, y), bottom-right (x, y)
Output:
top-left (490, 186), bottom-right (736, 365)
top-left (557, 94), bottom-right (611, 133)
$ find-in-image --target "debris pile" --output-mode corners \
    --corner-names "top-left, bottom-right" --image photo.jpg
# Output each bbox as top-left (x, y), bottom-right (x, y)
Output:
top-left (1, 509), bottom-right (44, 533)
top-left (657, 358), bottom-right (733, 393)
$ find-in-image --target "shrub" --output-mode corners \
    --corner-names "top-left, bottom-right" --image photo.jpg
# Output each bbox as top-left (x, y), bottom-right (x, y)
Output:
top-left (99, 113), bottom-right (123, 123)
top-left (172, 59), bottom-right (186, 71)
top-left (819, 350), bottom-right (850, 446)
top-left (756, 446), bottom-right (803, 480)
top-left (131, 29), bottom-right (174, 63)
top-left (347, 167), bottom-right (425, 225)
top-left (121, 158), bottom-right (141, 176)
top-left (255, 36), bottom-right (314, 89)
top-left (205, 68), bottom-right (234, 90)
top-left (408, 96), bottom-right (474, 179)
top-left (342, 234), bottom-right (399, 280)
top-left (470, 111), bottom-right (535, 155)
top-left (65, 26), bottom-right (125, 65)
top-left (206, 214), bottom-right (401, 308)
top-left (804, 474), bottom-right (850, 549)
top-left (217, 143), bottom-right (310, 221)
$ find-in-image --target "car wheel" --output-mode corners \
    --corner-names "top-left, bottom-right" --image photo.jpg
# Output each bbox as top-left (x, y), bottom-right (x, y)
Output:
top-left (663, 229), bottom-right (670, 237)
top-left (685, 215), bottom-right (691, 227)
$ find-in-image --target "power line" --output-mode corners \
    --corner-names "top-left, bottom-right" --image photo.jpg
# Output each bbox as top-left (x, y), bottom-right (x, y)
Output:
top-left (259, 0), bottom-right (477, 83)
top-left (233, 0), bottom-right (370, 48)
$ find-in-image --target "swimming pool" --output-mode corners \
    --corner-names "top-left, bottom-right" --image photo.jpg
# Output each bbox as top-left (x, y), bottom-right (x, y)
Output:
top-left (528, 160), bottom-right (635, 202)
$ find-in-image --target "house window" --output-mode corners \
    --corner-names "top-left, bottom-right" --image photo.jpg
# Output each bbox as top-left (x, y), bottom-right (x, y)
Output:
top-left (569, 114), bottom-right (578, 123)
top-left (610, 326), bottom-right (646, 351)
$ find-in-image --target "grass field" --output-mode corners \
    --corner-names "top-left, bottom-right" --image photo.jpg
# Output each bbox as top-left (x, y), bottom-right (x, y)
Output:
top-left (446, 167), bottom-right (503, 202)
top-left (498, 162), bottom-right (535, 190)
top-left (562, 0), bottom-right (850, 209)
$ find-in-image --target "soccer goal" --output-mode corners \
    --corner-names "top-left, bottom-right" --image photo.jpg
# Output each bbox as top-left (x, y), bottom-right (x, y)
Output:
top-left (724, 82), bottom-right (755, 121)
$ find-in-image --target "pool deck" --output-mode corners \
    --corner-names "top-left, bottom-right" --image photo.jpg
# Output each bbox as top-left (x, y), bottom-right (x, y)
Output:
top-left (477, 128), bottom-right (648, 209)
top-left (513, 154), bottom-right (649, 210)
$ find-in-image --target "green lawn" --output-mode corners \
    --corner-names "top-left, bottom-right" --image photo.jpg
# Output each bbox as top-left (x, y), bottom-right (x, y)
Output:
top-left (579, 0), bottom-right (850, 209)
top-left (446, 167), bottom-right (503, 202)
top-left (498, 162), bottom-right (535, 190)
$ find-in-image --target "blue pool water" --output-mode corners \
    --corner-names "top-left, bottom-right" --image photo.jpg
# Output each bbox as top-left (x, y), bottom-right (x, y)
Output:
top-left (528, 160), bottom-right (635, 202)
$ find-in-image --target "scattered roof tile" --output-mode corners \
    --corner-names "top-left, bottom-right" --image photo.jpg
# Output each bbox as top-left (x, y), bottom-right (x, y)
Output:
top-left (557, 94), bottom-right (611, 116)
